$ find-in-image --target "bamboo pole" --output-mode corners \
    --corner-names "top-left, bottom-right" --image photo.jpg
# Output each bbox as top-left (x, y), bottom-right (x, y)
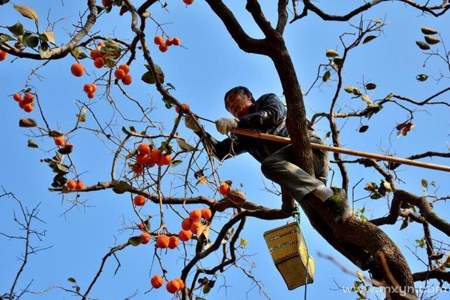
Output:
top-left (231, 128), bottom-right (450, 173)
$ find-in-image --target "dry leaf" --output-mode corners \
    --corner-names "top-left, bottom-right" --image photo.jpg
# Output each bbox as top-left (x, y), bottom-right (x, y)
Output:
top-left (361, 95), bottom-right (374, 106)
top-left (14, 4), bottom-right (39, 23)
top-left (42, 31), bottom-right (55, 43)
top-left (176, 137), bottom-right (195, 152)
top-left (325, 49), bottom-right (339, 58)
top-left (19, 118), bottom-right (37, 127)
top-left (197, 176), bottom-right (208, 185)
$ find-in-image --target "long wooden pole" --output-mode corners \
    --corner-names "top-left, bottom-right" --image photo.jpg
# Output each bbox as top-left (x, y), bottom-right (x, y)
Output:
top-left (231, 128), bottom-right (450, 173)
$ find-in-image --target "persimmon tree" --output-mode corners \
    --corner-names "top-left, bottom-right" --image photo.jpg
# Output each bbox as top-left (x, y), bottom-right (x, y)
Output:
top-left (1, 1), bottom-right (449, 300)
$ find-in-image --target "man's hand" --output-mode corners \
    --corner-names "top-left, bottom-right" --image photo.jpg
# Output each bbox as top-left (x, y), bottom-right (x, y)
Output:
top-left (215, 118), bottom-right (238, 135)
top-left (184, 115), bottom-right (202, 132)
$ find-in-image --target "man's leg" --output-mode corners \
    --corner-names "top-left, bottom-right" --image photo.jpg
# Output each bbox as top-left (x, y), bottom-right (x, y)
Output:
top-left (261, 144), bottom-right (332, 202)
top-left (311, 141), bottom-right (353, 221)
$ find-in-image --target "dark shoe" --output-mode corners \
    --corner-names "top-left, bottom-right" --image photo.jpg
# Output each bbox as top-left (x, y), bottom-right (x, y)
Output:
top-left (360, 254), bottom-right (375, 271)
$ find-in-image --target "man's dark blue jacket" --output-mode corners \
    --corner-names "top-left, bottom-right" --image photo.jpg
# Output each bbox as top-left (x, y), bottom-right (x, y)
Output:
top-left (200, 93), bottom-right (320, 162)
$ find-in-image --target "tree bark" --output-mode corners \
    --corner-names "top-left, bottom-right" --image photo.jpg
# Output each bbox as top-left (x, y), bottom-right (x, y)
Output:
top-left (269, 35), bottom-right (416, 300)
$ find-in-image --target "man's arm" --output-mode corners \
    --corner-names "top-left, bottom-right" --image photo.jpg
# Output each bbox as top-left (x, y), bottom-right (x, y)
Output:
top-left (238, 94), bottom-right (286, 130)
top-left (195, 131), bottom-right (246, 161)
top-left (185, 115), bottom-right (246, 160)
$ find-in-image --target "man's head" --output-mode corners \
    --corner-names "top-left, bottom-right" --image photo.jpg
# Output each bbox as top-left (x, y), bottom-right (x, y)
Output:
top-left (224, 86), bottom-right (254, 118)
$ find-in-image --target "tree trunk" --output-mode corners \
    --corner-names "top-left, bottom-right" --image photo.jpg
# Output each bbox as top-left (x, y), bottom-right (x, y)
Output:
top-left (270, 37), bottom-right (416, 299)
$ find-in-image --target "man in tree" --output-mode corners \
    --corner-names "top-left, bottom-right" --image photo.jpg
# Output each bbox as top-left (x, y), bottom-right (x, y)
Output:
top-left (185, 86), bottom-right (349, 218)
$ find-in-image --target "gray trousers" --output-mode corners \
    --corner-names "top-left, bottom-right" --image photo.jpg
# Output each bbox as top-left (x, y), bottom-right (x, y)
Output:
top-left (261, 142), bottom-right (329, 202)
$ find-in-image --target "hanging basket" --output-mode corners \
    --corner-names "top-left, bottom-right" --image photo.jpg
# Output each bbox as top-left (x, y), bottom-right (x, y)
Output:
top-left (264, 222), bottom-right (314, 290)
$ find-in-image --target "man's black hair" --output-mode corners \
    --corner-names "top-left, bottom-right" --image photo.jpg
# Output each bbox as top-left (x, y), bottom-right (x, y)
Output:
top-left (224, 86), bottom-right (255, 107)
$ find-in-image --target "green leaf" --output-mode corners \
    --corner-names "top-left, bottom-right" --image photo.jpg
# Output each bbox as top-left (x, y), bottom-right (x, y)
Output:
top-left (370, 191), bottom-right (383, 200)
top-left (202, 283), bottom-right (211, 294)
top-left (49, 131), bottom-right (63, 138)
top-left (344, 85), bottom-right (362, 96)
top-left (102, 39), bottom-right (121, 59)
top-left (54, 163), bottom-right (69, 174)
top-left (421, 26), bottom-right (438, 35)
top-left (19, 118), bottom-right (37, 127)
top-left (344, 85), bottom-right (355, 94)
top-left (67, 277), bottom-right (77, 283)
top-left (400, 217), bottom-right (409, 230)
top-left (8, 22), bottom-right (25, 37)
top-left (141, 64), bottom-right (164, 84)
top-left (332, 57), bottom-right (343, 68)
top-left (362, 35), bottom-right (376, 44)
top-left (365, 83), bottom-right (377, 90)
top-left (104, 56), bottom-right (116, 68)
top-left (415, 239), bottom-right (425, 248)
top-left (421, 179), bottom-right (428, 189)
top-left (128, 236), bottom-right (142, 246)
top-left (24, 34), bottom-right (39, 48)
top-left (352, 88), bottom-right (362, 97)
top-left (358, 125), bottom-right (369, 133)
top-left (163, 97), bottom-right (173, 108)
top-left (148, 64), bottom-right (164, 80)
top-left (171, 160), bottom-right (182, 167)
top-left (159, 141), bottom-right (172, 153)
top-left (141, 71), bottom-right (156, 84)
top-left (112, 180), bottom-right (130, 194)
top-left (176, 137), bottom-right (195, 152)
top-left (322, 70), bottom-right (331, 82)
top-left (416, 74), bottom-right (428, 82)
top-left (58, 144), bottom-right (73, 155)
top-left (27, 139), bottom-right (39, 148)
top-left (51, 176), bottom-right (64, 188)
top-left (70, 47), bottom-right (87, 60)
top-left (416, 41), bottom-right (430, 50)
top-left (96, 5), bottom-right (105, 13)
top-left (77, 113), bottom-right (87, 123)
top-left (40, 31), bottom-right (55, 44)
top-left (0, 33), bottom-right (15, 43)
top-left (424, 35), bottom-right (440, 45)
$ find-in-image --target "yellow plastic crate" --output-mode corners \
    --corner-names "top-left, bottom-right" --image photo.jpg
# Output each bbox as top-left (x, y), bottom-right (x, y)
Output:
top-left (264, 222), bottom-right (314, 290)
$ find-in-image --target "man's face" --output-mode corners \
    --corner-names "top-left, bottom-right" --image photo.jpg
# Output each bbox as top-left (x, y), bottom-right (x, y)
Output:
top-left (226, 93), bottom-right (252, 118)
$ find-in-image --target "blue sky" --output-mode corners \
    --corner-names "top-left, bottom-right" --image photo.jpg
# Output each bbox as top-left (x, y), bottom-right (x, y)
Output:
top-left (1, 1), bottom-right (449, 300)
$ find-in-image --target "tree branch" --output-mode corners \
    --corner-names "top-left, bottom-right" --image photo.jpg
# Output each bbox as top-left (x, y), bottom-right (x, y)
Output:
top-left (276, 0), bottom-right (289, 34)
top-left (0, 0), bottom-right (99, 60)
top-left (371, 190), bottom-right (450, 236)
top-left (245, 0), bottom-right (277, 39)
top-left (204, 0), bottom-right (269, 55)
top-left (413, 269), bottom-right (450, 282)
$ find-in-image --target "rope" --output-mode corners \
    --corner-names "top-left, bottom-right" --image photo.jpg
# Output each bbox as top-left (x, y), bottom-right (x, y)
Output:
top-left (293, 205), bottom-right (309, 300)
